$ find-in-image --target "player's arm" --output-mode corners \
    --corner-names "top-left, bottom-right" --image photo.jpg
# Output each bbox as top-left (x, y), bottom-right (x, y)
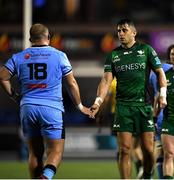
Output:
top-left (154, 67), bottom-right (167, 109)
top-left (0, 66), bottom-right (13, 95)
top-left (0, 66), bottom-right (20, 104)
top-left (63, 71), bottom-right (90, 115)
top-left (153, 92), bottom-right (160, 118)
top-left (90, 72), bottom-right (113, 118)
top-left (0, 66), bottom-right (11, 80)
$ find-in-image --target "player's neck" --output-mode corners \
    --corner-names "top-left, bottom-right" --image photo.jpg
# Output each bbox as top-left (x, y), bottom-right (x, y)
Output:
top-left (32, 43), bottom-right (49, 46)
top-left (32, 44), bottom-right (49, 47)
top-left (122, 40), bottom-right (136, 49)
top-left (31, 39), bottom-right (49, 46)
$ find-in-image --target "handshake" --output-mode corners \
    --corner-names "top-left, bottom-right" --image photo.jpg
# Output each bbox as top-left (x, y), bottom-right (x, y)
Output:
top-left (77, 97), bottom-right (103, 119)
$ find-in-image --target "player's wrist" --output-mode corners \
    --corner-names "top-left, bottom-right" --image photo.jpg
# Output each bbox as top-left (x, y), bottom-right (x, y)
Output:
top-left (77, 102), bottom-right (83, 111)
top-left (159, 87), bottom-right (167, 98)
top-left (94, 97), bottom-right (103, 107)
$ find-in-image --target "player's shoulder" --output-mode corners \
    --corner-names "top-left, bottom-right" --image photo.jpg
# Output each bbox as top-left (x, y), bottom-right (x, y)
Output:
top-left (105, 46), bottom-right (125, 62)
top-left (43, 46), bottom-right (67, 56)
top-left (136, 41), bottom-right (152, 49)
top-left (11, 46), bottom-right (68, 62)
top-left (48, 47), bottom-right (68, 58)
top-left (137, 42), bottom-right (158, 56)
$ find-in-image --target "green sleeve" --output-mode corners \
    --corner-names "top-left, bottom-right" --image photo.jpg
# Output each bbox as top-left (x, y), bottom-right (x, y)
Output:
top-left (146, 45), bottom-right (162, 70)
top-left (104, 53), bottom-right (113, 72)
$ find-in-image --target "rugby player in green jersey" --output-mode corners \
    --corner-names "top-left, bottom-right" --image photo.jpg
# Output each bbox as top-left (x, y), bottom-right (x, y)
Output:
top-left (161, 44), bottom-right (174, 179)
top-left (90, 19), bottom-right (167, 179)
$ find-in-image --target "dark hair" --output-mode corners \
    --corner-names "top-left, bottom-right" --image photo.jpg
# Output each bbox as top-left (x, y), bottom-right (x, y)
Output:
top-left (167, 44), bottom-right (174, 60)
top-left (117, 18), bottom-right (136, 28)
top-left (29, 23), bottom-right (50, 42)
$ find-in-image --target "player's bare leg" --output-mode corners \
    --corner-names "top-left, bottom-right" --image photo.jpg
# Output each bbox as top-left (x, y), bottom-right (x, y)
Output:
top-left (37, 138), bottom-right (65, 179)
top-left (140, 132), bottom-right (155, 179)
top-left (27, 137), bottom-right (44, 178)
top-left (161, 134), bottom-right (174, 179)
top-left (44, 138), bottom-right (65, 168)
top-left (117, 132), bottom-right (132, 179)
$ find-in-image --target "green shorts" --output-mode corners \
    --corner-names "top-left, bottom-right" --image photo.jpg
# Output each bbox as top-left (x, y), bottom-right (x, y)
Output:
top-left (113, 104), bottom-right (154, 134)
top-left (161, 117), bottom-right (174, 136)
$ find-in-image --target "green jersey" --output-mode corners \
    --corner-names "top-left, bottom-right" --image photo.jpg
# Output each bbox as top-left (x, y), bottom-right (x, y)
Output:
top-left (104, 42), bottom-right (162, 106)
top-left (165, 67), bottom-right (174, 118)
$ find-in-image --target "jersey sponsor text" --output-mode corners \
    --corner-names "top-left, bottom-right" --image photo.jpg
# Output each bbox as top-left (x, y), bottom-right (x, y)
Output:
top-left (115, 62), bottom-right (145, 72)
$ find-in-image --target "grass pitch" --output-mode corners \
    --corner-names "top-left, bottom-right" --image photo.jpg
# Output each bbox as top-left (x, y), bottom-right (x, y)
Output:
top-left (0, 160), bottom-right (156, 179)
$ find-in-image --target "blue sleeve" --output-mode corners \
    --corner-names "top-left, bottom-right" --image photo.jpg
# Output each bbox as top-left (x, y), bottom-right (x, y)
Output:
top-left (59, 52), bottom-right (72, 76)
top-left (4, 55), bottom-right (17, 76)
top-left (150, 63), bottom-right (171, 97)
top-left (162, 63), bottom-right (172, 72)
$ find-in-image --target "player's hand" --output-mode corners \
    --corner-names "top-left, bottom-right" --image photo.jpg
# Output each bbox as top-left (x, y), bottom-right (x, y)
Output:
top-left (89, 104), bottom-right (100, 119)
top-left (80, 106), bottom-right (91, 116)
top-left (158, 96), bottom-right (167, 109)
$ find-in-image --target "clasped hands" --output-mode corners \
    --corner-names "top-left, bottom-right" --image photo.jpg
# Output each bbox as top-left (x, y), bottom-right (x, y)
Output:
top-left (80, 103), bottom-right (100, 119)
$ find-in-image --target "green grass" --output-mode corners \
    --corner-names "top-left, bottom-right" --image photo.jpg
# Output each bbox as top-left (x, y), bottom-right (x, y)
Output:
top-left (0, 160), bottom-right (157, 179)
top-left (0, 161), bottom-right (29, 179)
top-left (57, 160), bottom-right (122, 179)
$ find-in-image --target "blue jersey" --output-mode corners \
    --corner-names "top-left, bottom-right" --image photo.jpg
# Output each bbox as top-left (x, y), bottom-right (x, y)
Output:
top-left (150, 63), bottom-right (172, 130)
top-left (5, 46), bottom-right (72, 112)
top-left (150, 63), bottom-right (172, 96)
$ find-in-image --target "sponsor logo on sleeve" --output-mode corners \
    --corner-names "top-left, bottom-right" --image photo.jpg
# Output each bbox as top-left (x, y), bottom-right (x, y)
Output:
top-left (154, 57), bottom-right (161, 65)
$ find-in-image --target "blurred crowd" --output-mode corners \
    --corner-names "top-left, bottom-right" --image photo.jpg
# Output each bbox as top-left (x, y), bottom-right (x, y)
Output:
top-left (0, 0), bottom-right (174, 24)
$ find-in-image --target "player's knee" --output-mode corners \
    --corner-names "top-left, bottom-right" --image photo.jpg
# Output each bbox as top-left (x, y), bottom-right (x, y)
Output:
top-left (119, 145), bottom-right (131, 156)
top-left (164, 150), bottom-right (174, 159)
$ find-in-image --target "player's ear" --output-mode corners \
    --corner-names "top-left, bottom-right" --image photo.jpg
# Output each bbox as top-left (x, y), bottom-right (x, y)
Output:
top-left (133, 30), bottom-right (137, 37)
top-left (48, 34), bottom-right (50, 40)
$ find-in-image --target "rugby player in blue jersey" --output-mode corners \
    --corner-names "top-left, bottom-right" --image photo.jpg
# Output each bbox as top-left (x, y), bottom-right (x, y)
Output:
top-left (0, 23), bottom-right (90, 179)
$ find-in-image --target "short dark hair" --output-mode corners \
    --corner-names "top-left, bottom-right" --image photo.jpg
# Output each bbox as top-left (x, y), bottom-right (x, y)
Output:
top-left (167, 44), bottom-right (174, 60)
top-left (117, 18), bottom-right (136, 29)
top-left (29, 23), bottom-right (50, 42)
